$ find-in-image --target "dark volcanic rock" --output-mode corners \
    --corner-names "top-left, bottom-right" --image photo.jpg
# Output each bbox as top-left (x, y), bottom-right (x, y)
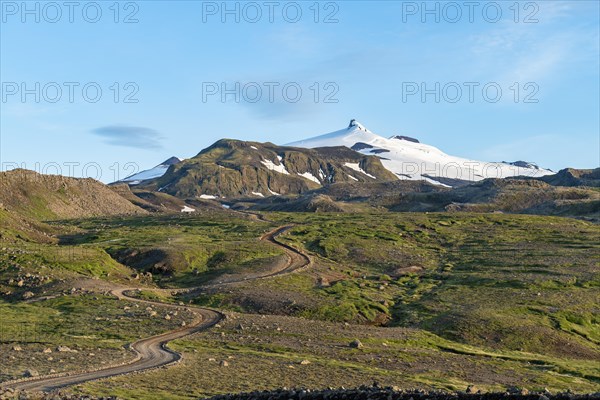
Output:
top-left (161, 156), bottom-right (182, 166)
top-left (351, 142), bottom-right (374, 151)
top-left (4, 387), bottom-right (600, 400)
top-left (370, 149), bottom-right (390, 154)
top-left (203, 386), bottom-right (600, 400)
top-left (391, 135), bottom-right (420, 143)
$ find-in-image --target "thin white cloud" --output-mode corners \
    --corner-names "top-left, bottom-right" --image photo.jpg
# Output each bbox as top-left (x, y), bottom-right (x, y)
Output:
top-left (462, 2), bottom-right (599, 105)
top-left (91, 125), bottom-right (163, 150)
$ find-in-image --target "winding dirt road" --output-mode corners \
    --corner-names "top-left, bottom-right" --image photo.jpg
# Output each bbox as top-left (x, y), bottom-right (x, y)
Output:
top-left (2, 225), bottom-right (310, 393)
top-left (260, 226), bottom-right (312, 277)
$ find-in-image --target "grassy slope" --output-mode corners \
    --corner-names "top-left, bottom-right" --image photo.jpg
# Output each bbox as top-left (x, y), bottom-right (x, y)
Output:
top-left (59, 212), bottom-right (285, 287)
top-left (1, 210), bottom-right (598, 396)
top-left (78, 311), bottom-right (599, 399)
top-left (267, 213), bottom-right (599, 350)
top-left (186, 212), bottom-right (599, 392)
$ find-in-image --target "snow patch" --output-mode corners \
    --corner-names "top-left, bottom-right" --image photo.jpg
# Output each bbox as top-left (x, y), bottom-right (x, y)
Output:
top-left (118, 157), bottom-right (182, 185)
top-left (250, 146), bottom-right (258, 150)
top-left (261, 159), bottom-right (290, 175)
top-left (348, 175), bottom-right (358, 181)
top-left (268, 188), bottom-right (281, 196)
top-left (199, 194), bottom-right (217, 200)
top-left (181, 206), bottom-right (195, 213)
top-left (297, 172), bottom-right (320, 184)
top-left (121, 165), bottom-right (169, 184)
top-left (319, 168), bottom-right (326, 180)
top-left (252, 191), bottom-right (264, 197)
top-left (344, 162), bottom-right (377, 179)
top-left (422, 177), bottom-right (452, 188)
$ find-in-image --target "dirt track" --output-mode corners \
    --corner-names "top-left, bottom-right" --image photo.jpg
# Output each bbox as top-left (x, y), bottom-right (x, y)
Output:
top-left (1, 225), bottom-right (310, 393)
top-left (260, 226), bottom-right (312, 277)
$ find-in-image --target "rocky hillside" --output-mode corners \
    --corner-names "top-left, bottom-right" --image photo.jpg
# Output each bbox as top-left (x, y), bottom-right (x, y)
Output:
top-left (240, 175), bottom-right (599, 219)
top-left (0, 169), bottom-right (146, 220)
top-left (139, 139), bottom-right (397, 199)
top-left (387, 178), bottom-right (600, 218)
top-left (243, 180), bottom-right (447, 212)
top-left (111, 184), bottom-right (193, 213)
top-left (538, 168), bottom-right (600, 187)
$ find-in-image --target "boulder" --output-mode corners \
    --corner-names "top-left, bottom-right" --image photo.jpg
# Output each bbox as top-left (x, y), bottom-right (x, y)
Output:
top-left (23, 369), bottom-right (39, 378)
top-left (507, 386), bottom-right (529, 395)
top-left (22, 291), bottom-right (35, 300)
top-left (466, 385), bottom-right (480, 394)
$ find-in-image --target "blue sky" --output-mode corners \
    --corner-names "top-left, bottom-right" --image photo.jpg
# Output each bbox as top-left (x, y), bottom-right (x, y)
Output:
top-left (1, 0), bottom-right (598, 182)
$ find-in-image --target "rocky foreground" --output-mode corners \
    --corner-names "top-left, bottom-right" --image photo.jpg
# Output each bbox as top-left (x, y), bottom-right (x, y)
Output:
top-left (204, 387), bottom-right (599, 400)
top-left (0, 392), bottom-right (114, 400)
top-left (2, 386), bottom-right (600, 400)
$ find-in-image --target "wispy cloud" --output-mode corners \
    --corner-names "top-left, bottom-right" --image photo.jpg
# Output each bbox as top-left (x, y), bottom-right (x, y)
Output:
top-left (470, 1), bottom-right (596, 76)
top-left (91, 125), bottom-right (163, 149)
top-left (215, 77), bottom-right (332, 122)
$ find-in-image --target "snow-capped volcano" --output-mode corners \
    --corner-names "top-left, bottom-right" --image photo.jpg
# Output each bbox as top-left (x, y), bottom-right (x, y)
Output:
top-left (119, 156), bottom-right (181, 185)
top-left (287, 120), bottom-right (552, 186)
